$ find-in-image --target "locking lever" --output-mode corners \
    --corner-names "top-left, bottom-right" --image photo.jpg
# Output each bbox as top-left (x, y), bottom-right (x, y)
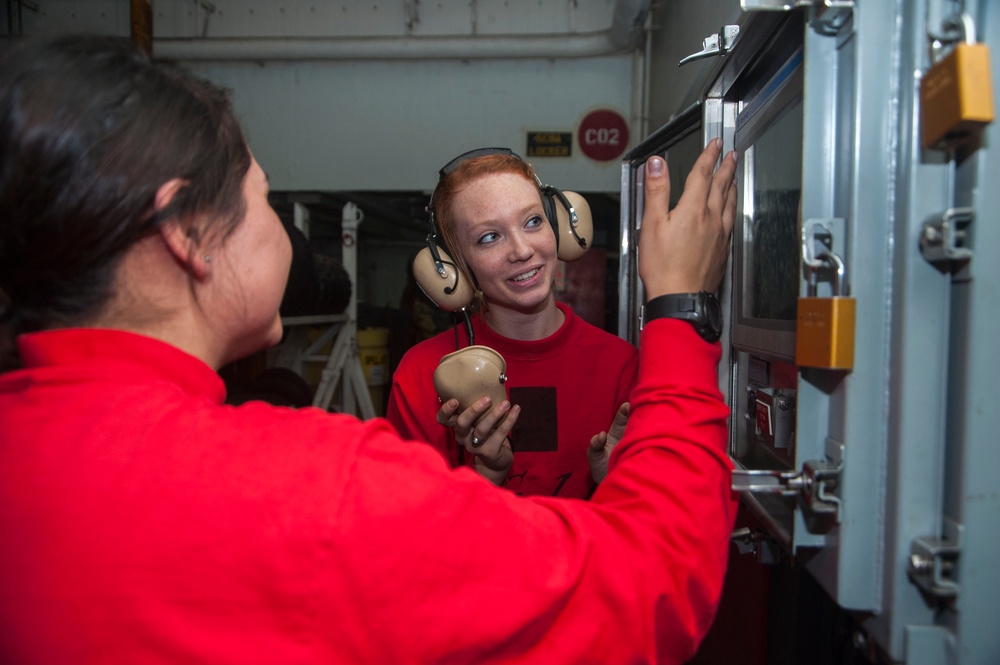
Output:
top-left (679, 26), bottom-right (739, 66)
top-left (731, 457), bottom-right (843, 521)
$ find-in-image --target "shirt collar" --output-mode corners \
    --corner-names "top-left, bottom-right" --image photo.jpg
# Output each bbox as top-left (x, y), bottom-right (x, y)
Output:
top-left (471, 301), bottom-right (577, 359)
top-left (16, 328), bottom-right (226, 403)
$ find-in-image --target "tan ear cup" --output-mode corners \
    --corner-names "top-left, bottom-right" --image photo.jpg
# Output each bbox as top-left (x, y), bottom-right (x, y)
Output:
top-left (554, 191), bottom-right (593, 262)
top-left (412, 244), bottom-right (475, 312)
top-left (433, 345), bottom-right (508, 412)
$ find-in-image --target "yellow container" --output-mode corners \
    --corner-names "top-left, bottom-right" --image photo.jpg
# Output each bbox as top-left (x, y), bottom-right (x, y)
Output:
top-left (357, 327), bottom-right (390, 414)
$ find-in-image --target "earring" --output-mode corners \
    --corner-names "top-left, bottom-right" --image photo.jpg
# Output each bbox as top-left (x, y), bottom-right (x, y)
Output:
top-left (204, 255), bottom-right (212, 263)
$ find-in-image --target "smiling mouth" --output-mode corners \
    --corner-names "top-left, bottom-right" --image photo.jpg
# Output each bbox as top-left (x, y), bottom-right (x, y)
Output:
top-left (511, 268), bottom-right (539, 283)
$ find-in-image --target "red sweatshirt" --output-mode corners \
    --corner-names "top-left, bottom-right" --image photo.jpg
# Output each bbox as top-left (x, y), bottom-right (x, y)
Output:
top-left (0, 323), bottom-right (736, 664)
top-left (386, 302), bottom-right (639, 498)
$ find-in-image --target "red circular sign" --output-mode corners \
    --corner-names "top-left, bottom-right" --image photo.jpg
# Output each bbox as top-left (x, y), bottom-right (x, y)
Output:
top-left (577, 109), bottom-right (630, 162)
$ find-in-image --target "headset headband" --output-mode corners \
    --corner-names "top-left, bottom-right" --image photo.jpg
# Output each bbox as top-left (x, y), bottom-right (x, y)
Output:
top-left (439, 147), bottom-right (516, 178)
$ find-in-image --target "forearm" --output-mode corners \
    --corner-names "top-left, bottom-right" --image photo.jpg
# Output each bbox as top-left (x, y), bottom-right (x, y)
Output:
top-left (593, 318), bottom-right (737, 659)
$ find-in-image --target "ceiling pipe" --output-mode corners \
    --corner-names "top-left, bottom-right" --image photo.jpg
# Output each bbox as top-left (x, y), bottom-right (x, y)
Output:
top-left (154, 0), bottom-right (650, 62)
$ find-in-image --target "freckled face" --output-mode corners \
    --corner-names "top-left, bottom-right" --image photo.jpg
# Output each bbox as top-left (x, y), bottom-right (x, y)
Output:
top-left (451, 172), bottom-right (558, 315)
top-left (213, 156), bottom-right (293, 362)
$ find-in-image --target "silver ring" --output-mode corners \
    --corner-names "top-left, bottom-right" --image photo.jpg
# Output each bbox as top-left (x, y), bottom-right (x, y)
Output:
top-left (471, 436), bottom-right (484, 447)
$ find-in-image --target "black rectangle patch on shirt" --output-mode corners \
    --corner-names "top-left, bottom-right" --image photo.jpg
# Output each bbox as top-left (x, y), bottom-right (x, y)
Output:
top-left (509, 387), bottom-right (558, 452)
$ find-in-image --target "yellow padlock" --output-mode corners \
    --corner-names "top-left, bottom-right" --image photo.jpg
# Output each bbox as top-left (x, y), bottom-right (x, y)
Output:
top-left (921, 38), bottom-right (995, 149)
top-left (796, 253), bottom-right (855, 370)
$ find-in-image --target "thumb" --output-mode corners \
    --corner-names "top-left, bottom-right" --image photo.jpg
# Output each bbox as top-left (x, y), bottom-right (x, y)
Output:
top-left (643, 156), bottom-right (670, 209)
top-left (589, 432), bottom-right (608, 451)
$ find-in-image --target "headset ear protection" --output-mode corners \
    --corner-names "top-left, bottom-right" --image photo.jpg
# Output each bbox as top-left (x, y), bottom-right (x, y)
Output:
top-left (412, 231), bottom-right (476, 313)
top-left (413, 147), bottom-right (593, 312)
top-left (541, 186), bottom-right (593, 263)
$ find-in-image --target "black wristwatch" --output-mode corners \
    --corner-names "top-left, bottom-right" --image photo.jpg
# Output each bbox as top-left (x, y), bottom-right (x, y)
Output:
top-left (640, 291), bottom-right (722, 343)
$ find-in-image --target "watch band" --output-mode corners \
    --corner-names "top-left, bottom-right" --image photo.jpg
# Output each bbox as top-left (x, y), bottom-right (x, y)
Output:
top-left (640, 291), bottom-right (722, 343)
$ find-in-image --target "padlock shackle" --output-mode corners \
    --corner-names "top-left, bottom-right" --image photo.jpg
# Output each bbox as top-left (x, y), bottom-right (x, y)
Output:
top-left (805, 251), bottom-right (846, 297)
top-left (952, 12), bottom-right (976, 46)
top-left (818, 251), bottom-right (845, 297)
top-left (928, 11), bottom-right (978, 71)
top-left (931, 11), bottom-right (977, 48)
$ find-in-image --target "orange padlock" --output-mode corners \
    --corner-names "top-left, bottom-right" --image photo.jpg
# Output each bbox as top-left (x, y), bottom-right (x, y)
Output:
top-left (796, 253), bottom-right (855, 370)
top-left (921, 29), bottom-right (995, 149)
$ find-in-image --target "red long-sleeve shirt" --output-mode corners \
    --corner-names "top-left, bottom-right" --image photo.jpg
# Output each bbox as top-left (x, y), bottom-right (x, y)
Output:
top-left (0, 322), bottom-right (736, 664)
top-left (386, 302), bottom-right (639, 498)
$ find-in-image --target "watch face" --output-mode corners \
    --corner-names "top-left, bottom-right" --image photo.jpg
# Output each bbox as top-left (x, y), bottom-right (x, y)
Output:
top-left (703, 294), bottom-right (722, 342)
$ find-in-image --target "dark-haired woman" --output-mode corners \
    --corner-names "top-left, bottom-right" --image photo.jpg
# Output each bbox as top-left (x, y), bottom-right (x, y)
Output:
top-left (0, 35), bottom-right (739, 664)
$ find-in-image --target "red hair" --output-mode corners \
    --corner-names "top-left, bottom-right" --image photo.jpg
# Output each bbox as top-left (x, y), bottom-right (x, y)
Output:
top-left (431, 153), bottom-right (540, 311)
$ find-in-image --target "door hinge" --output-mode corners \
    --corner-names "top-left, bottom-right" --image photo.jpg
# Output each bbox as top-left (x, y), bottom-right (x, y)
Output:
top-left (920, 207), bottom-right (974, 268)
top-left (741, 0), bottom-right (853, 36)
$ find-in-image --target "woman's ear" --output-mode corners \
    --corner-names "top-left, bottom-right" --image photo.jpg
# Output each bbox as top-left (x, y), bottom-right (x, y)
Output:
top-left (153, 179), bottom-right (212, 278)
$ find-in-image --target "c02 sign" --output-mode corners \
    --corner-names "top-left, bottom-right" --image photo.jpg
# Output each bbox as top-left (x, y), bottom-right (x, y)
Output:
top-left (585, 127), bottom-right (623, 149)
top-left (577, 109), bottom-right (629, 162)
